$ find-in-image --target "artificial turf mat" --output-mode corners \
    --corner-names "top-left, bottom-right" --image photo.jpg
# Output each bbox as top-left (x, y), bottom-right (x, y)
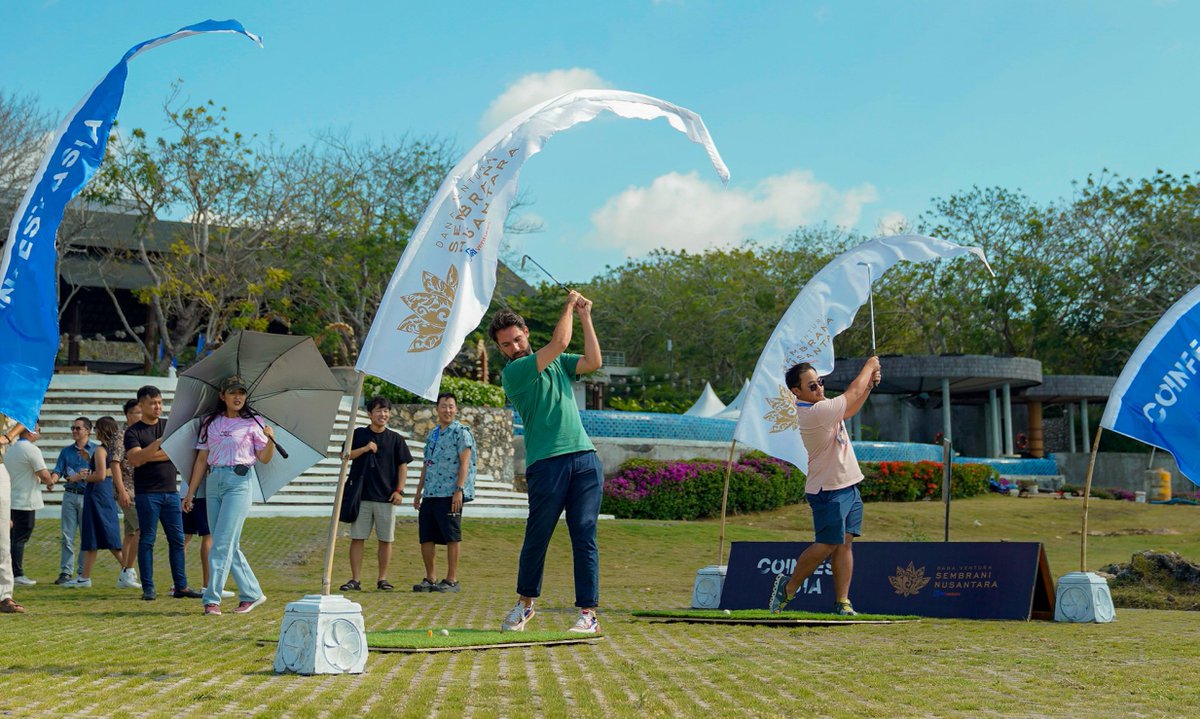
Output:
top-left (631, 609), bottom-right (921, 625)
top-left (365, 628), bottom-right (604, 652)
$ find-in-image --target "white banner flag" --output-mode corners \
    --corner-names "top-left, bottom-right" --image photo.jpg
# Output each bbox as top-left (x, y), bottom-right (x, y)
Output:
top-left (357, 89), bottom-right (729, 399)
top-left (732, 234), bottom-right (993, 470)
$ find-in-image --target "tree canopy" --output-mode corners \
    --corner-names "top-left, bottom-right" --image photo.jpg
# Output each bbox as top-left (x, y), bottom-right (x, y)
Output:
top-left (4, 89), bottom-right (1196, 391)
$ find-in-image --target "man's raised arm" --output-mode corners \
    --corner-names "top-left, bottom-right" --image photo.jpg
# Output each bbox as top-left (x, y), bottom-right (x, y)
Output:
top-left (573, 294), bottom-right (602, 375)
top-left (841, 356), bottom-right (881, 420)
top-left (535, 290), bottom-right (582, 373)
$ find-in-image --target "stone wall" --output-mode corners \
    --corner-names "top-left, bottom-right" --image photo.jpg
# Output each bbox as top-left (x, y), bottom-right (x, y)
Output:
top-left (388, 405), bottom-right (514, 486)
top-left (1055, 452), bottom-right (1191, 495)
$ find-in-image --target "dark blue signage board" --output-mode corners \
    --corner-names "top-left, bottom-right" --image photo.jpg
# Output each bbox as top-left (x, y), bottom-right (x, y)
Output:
top-left (720, 542), bottom-right (1055, 620)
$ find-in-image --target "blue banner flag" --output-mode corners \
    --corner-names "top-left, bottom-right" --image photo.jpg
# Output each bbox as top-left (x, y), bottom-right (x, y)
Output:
top-left (1100, 285), bottom-right (1200, 487)
top-left (0, 19), bottom-right (261, 431)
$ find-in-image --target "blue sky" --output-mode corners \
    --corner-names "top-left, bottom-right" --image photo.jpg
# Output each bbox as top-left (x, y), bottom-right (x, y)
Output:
top-left (2, 1), bottom-right (1197, 284)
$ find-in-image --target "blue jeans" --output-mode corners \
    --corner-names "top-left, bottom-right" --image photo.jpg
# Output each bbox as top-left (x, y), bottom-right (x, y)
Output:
top-left (202, 467), bottom-right (262, 605)
top-left (59, 490), bottom-right (85, 576)
top-left (135, 492), bottom-right (188, 593)
top-left (517, 450), bottom-right (602, 608)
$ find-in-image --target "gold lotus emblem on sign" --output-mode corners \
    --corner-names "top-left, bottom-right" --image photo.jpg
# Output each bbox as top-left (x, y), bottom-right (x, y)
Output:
top-left (889, 561), bottom-right (931, 597)
top-left (764, 384), bottom-right (799, 433)
top-left (397, 265), bottom-right (458, 352)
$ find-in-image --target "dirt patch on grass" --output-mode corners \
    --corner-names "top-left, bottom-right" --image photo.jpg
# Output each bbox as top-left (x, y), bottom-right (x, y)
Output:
top-left (1073, 527), bottom-right (1182, 536)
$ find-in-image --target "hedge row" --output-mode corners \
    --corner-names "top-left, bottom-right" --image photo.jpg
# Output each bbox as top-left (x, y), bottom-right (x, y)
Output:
top-left (362, 374), bottom-right (506, 408)
top-left (600, 451), bottom-right (805, 520)
top-left (601, 456), bottom-right (996, 520)
top-left (859, 461), bottom-right (997, 502)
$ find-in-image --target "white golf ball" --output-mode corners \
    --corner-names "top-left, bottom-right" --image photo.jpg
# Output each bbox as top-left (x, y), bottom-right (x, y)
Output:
top-left (439, 629), bottom-right (450, 636)
top-left (723, 609), bottom-right (732, 616)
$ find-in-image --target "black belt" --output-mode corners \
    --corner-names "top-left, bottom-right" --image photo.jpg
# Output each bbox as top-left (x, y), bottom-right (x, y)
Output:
top-left (212, 464), bottom-right (253, 476)
top-left (63, 485), bottom-right (85, 495)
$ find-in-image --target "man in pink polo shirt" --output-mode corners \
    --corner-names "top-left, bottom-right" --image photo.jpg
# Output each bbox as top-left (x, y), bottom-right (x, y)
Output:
top-left (769, 355), bottom-right (881, 615)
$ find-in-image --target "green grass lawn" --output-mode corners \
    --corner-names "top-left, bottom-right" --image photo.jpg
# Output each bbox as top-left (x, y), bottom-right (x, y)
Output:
top-left (2, 495), bottom-right (1200, 717)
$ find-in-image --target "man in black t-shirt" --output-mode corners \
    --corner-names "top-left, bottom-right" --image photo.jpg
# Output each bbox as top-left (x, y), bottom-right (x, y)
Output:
top-left (124, 385), bottom-right (201, 601)
top-left (338, 396), bottom-right (412, 592)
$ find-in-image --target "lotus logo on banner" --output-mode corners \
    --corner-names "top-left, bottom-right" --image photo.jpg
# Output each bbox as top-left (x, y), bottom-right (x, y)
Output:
top-left (0, 19), bottom-right (261, 431)
top-left (357, 89), bottom-right (730, 401)
top-left (1101, 284), bottom-right (1200, 487)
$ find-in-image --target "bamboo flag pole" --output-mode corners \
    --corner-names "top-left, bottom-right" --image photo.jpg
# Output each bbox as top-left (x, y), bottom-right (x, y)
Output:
top-left (716, 439), bottom-right (738, 566)
top-left (1080, 427), bottom-right (1103, 573)
top-left (322, 371), bottom-right (365, 595)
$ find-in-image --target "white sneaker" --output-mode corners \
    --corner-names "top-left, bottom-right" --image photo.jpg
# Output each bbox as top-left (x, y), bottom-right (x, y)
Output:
top-left (65, 576), bottom-right (92, 588)
top-left (568, 608), bottom-right (601, 634)
top-left (117, 568), bottom-right (142, 589)
top-left (500, 601), bottom-right (535, 632)
top-left (202, 587), bottom-right (236, 599)
top-left (13, 576), bottom-right (36, 586)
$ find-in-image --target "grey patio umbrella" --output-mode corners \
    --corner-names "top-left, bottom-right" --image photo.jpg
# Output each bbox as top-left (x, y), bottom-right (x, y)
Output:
top-left (161, 331), bottom-right (344, 502)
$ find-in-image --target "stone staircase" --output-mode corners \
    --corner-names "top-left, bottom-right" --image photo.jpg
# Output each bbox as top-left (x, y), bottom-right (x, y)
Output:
top-left (32, 374), bottom-right (530, 518)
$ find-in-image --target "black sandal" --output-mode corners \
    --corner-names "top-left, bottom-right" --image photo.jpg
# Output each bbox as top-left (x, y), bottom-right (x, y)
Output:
top-left (376, 579), bottom-right (394, 591)
top-left (339, 579), bottom-right (362, 591)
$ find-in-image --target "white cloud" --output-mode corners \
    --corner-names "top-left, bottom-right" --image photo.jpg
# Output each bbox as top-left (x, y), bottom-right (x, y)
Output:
top-left (588, 170), bottom-right (878, 255)
top-left (480, 68), bottom-right (612, 131)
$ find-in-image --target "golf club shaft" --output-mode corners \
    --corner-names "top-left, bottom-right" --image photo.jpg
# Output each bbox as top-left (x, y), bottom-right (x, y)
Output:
top-left (521, 254), bottom-right (570, 292)
top-left (866, 263), bottom-right (877, 356)
top-left (862, 262), bottom-right (879, 390)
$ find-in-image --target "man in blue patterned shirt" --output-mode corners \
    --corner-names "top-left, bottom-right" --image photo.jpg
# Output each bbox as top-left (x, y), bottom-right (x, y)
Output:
top-left (412, 392), bottom-right (476, 593)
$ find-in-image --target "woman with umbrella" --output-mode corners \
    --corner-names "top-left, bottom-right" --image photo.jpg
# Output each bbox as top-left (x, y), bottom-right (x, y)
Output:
top-left (183, 376), bottom-right (276, 615)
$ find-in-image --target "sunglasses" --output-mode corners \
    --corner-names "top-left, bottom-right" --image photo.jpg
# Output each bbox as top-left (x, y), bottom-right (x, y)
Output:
top-left (71, 426), bottom-right (86, 431)
top-left (807, 378), bottom-right (825, 392)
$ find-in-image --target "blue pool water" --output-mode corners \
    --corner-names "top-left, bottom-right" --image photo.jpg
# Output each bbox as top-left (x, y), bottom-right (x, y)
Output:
top-left (512, 410), bottom-right (1059, 475)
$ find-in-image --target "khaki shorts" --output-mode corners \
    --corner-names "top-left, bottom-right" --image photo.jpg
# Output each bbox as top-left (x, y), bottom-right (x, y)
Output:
top-left (122, 504), bottom-right (140, 536)
top-left (350, 500), bottom-right (396, 542)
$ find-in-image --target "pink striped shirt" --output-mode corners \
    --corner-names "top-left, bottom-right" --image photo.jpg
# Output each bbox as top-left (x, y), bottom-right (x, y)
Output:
top-left (195, 415), bottom-right (267, 466)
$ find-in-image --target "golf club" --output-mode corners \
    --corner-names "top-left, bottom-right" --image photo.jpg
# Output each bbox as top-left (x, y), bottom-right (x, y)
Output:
top-left (858, 261), bottom-right (877, 355)
top-left (520, 254), bottom-right (570, 292)
top-left (859, 261), bottom-right (879, 389)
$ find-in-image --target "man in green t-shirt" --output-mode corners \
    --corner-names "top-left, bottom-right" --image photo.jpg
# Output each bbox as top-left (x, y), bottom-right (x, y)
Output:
top-left (489, 289), bottom-right (603, 635)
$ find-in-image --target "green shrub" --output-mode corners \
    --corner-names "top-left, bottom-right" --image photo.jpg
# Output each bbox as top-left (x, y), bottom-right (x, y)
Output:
top-left (858, 461), bottom-right (995, 502)
top-left (601, 450), bottom-right (806, 520)
top-left (362, 374), bottom-right (506, 408)
top-left (602, 456), bottom-right (996, 519)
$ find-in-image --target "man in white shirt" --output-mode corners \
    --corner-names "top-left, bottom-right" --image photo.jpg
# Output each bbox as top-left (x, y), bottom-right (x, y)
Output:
top-left (769, 357), bottom-right (881, 616)
top-left (1, 417), bottom-right (27, 612)
top-left (3, 423), bottom-right (55, 590)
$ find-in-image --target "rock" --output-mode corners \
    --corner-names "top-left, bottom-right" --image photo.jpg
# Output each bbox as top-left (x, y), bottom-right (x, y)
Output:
top-left (1100, 550), bottom-right (1200, 588)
